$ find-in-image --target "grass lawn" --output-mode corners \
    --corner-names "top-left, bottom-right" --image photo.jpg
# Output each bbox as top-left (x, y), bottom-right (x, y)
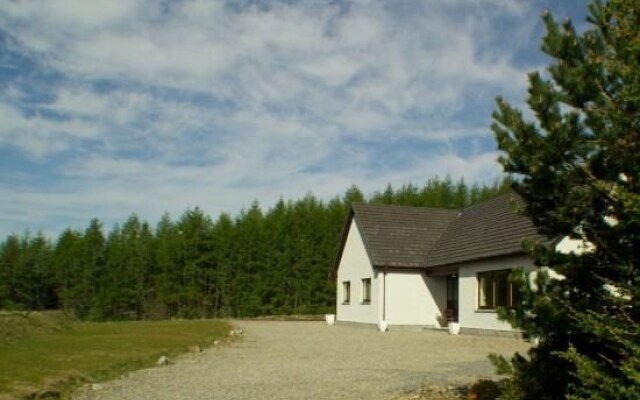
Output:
top-left (0, 314), bottom-right (231, 399)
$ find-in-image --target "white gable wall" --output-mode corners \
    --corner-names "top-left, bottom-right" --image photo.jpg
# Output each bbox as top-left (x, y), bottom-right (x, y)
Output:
top-left (458, 254), bottom-right (534, 331)
top-left (336, 219), bottom-right (379, 324)
top-left (385, 270), bottom-right (445, 327)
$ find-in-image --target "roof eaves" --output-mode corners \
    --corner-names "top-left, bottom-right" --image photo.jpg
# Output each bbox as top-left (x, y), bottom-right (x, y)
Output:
top-left (426, 248), bottom-right (529, 269)
top-left (375, 261), bottom-right (429, 269)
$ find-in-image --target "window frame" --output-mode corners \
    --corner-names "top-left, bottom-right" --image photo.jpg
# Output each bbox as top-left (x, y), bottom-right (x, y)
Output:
top-left (477, 269), bottom-right (515, 310)
top-left (361, 278), bottom-right (371, 304)
top-left (342, 281), bottom-right (351, 304)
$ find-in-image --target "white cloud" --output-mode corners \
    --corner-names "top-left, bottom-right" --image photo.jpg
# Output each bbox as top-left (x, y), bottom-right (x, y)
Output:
top-left (0, 0), bottom-right (550, 236)
top-left (0, 102), bottom-right (100, 157)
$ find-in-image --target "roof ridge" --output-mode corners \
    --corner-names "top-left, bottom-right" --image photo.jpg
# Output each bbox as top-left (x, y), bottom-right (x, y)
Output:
top-left (457, 190), bottom-right (520, 212)
top-left (352, 202), bottom-right (463, 213)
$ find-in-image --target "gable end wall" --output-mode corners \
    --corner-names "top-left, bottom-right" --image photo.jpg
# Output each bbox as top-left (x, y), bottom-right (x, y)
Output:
top-left (336, 219), bottom-right (379, 324)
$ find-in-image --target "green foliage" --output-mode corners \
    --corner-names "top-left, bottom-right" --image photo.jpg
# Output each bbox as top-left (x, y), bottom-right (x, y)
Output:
top-left (488, 353), bottom-right (513, 376)
top-left (491, 0), bottom-right (640, 398)
top-left (468, 379), bottom-right (501, 400)
top-left (0, 178), bottom-right (509, 321)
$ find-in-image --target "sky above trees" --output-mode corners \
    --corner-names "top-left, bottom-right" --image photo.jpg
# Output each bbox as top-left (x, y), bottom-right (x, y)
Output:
top-left (0, 0), bottom-right (587, 237)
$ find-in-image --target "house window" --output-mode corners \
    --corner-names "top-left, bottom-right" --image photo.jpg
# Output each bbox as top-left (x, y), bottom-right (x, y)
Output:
top-left (478, 270), bottom-right (515, 309)
top-left (361, 278), bottom-right (371, 304)
top-left (342, 281), bottom-right (351, 304)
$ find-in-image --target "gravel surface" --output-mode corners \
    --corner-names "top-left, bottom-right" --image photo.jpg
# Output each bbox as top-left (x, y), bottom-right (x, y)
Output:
top-left (73, 321), bottom-right (529, 400)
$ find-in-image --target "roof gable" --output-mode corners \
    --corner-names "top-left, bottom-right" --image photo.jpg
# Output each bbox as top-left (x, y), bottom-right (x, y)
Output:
top-left (425, 192), bottom-right (543, 267)
top-left (334, 192), bottom-right (544, 272)
top-left (349, 204), bottom-right (459, 268)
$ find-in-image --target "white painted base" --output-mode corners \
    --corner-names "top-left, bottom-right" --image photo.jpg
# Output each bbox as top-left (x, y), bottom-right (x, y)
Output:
top-left (325, 314), bottom-right (336, 325)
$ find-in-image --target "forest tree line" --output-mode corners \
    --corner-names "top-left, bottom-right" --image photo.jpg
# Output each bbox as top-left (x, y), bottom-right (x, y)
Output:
top-left (0, 176), bottom-right (511, 320)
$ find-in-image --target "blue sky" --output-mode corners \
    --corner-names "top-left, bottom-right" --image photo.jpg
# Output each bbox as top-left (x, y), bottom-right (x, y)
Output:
top-left (0, 0), bottom-right (588, 238)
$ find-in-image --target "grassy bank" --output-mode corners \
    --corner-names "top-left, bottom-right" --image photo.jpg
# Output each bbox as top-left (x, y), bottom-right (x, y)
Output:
top-left (0, 311), bottom-right (76, 344)
top-left (0, 312), bottom-right (231, 399)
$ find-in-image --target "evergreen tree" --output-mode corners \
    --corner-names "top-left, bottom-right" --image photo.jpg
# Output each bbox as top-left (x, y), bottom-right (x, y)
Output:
top-left (211, 213), bottom-right (235, 317)
top-left (120, 216), bottom-right (154, 319)
top-left (491, 1), bottom-right (640, 398)
top-left (261, 198), bottom-right (290, 314)
top-left (0, 234), bottom-right (21, 309)
top-left (395, 183), bottom-right (421, 206)
top-left (381, 184), bottom-right (395, 204)
top-left (343, 184), bottom-right (365, 205)
top-left (176, 207), bottom-right (214, 318)
top-left (52, 229), bottom-right (84, 313)
top-left (22, 232), bottom-right (56, 310)
top-left (95, 224), bottom-right (131, 320)
top-left (0, 176), bottom-right (513, 320)
top-left (78, 219), bottom-right (106, 318)
top-left (0, 232), bottom-right (55, 310)
top-left (153, 213), bottom-right (181, 318)
top-left (231, 201), bottom-right (266, 317)
top-left (0, 242), bottom-right (8, 307)
top-left (454, 178), bottom-right (470, 208)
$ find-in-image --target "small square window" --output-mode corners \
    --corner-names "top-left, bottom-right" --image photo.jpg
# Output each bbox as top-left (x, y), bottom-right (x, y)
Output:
top-left (342, 281), bottom-right (351, 304)
top-left (362, 278), bottom-right (371, 304)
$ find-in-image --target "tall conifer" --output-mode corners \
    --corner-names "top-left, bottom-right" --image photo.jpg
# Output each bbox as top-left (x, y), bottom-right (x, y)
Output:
top-left (492, 1), bottom-right (639, 398)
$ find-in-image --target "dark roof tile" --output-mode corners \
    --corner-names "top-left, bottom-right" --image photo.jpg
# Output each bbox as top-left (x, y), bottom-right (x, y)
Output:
top-left (335, 192), bottom-right (544, 271)
top-left (352, 204), bottom-right (459, 268)
top-left (425, 192), bottom-right (544, 267)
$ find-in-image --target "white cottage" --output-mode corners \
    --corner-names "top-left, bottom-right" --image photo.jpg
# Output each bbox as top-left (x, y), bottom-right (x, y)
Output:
top-left (334, 192), bottom-right (542, 334)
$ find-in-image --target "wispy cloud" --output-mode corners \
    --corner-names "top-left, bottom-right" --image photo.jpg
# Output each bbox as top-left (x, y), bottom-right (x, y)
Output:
top-left (0, 0), bottom-right (587, 237)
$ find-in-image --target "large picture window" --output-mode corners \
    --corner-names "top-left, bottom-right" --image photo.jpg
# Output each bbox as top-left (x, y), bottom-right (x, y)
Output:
top-left (342, 281), bottom-right (351, 304)
top-left (478, 270), bottom-right (515, 309)
top-left (361, 278), bottom-right (371, 304)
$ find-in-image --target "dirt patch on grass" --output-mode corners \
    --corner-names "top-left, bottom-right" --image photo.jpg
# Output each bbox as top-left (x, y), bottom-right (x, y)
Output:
top-left (392, 384), bottom-right (468, 400)
top-left (0, 311), bottom-right (76, 344)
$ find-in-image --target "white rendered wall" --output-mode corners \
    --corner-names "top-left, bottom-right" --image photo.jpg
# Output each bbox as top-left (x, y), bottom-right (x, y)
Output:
top-left (336, 220), bottom-right (378, 324)
top-left (555, 235), bottom-right (595, 255)
top-left (458, 255), bottom-right (534, 331)
top-left (385, 270), bottom-right (445, 327)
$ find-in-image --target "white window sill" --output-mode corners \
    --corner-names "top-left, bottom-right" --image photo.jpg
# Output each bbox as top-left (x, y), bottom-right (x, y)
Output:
top-left (475, 308), bottom-right (497, 313)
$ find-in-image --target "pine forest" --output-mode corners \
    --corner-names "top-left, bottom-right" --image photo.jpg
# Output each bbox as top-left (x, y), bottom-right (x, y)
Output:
top-left (0, 177), bottom-right (510, 320)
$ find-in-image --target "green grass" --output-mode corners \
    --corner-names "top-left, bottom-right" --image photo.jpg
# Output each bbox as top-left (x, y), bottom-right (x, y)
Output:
top-left (0, 315), bottom-right (231, 399)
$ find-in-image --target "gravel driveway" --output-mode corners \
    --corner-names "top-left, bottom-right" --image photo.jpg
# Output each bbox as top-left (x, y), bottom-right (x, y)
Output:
top-left (73, 321), bottom-right (529, 400)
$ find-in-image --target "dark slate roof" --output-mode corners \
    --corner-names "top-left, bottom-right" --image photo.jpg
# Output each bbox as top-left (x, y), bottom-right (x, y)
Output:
top-left (349, 204), bottom-right (460, 268)
top-left (334, 192), bottom-right (544, 272)
top-left (425, 192), bottom-right (543, 267)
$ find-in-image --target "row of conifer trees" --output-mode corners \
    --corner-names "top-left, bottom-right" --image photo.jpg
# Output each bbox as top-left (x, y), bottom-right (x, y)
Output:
top-left (0, 176), bottom-right (510, 320)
